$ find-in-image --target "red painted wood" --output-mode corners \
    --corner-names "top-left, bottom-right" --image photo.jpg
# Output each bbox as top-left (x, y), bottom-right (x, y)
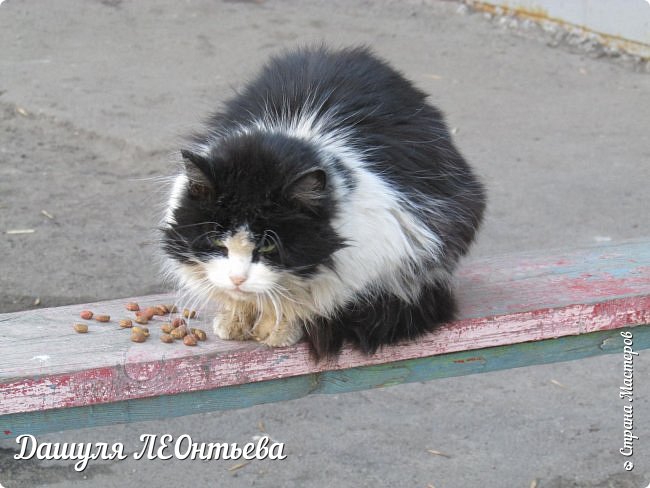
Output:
top-left (1, 240), bottom-right (649, 416)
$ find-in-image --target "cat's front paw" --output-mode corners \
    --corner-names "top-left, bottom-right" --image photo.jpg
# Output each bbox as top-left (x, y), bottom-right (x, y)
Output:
top-left (253, 317), bottom-right (304, 347)
top-left (261, 328), bottom-right (304, 348)
top-left (212, 313), bottom-right (251, 341)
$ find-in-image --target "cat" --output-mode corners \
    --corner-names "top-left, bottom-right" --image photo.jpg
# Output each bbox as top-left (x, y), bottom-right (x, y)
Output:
top-left (160, 45), bottom-right (486, 358)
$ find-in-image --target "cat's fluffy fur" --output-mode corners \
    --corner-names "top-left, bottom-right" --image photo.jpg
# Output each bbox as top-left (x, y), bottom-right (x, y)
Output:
top-left (161, 45), bottom-right (486, 358)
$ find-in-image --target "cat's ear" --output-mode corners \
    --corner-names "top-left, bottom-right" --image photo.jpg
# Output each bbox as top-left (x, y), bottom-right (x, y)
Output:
top-left (284, 168), bottom-right (327, 209)
top-left (180, 149), bottom-right (212, 199)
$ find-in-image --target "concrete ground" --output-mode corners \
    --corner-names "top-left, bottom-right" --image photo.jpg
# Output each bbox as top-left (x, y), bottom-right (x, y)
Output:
top-left (1, 0), bottom-right (649, 486)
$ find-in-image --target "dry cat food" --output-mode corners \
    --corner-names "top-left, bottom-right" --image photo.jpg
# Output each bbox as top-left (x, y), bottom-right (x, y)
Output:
top-left (119, 319), bottom-right (133, 328)
top-left (130, 329), bottom-right (147, 343)
top-left (134, 310), bottom-right (150, 321)
top-left (71, 301), bottom-right (203, 346)
top-left (183, 308), bottom-right (197, 319)
top-left (171, 317), bottom-right (186, 328)
top-left (134, 315), bottom-right (149, 325)
top-left (73, 323), bottom-right (88, 334)
top-left (141, 308), bottom-right (157, 320)
top-left (170, 325), bottom-right (188, 340)
top-left (191, 328), bottom-right (207, 341)
top-left (133, 326), bottom-right (149, 337)
top-left (153, 305), bottom-right (168, 316)
top-left (79, 310), bottom-right (93, 320)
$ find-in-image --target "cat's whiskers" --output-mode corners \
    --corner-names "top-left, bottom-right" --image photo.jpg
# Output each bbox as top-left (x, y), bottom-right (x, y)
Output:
top-left (188, 229), bottom-right (221, 248)
top-left (175, 275), bottom-right (202, 315)
top-left (253, 292), bottom-right (263, 329)
top-left (267, 282), bottom-right (298, 305)
top-left (170, 265), bottom-right (221, 327)
top-left (264, 288), bottom-right (284, 329)
top-left (188, 280), bottom-right (218, 326)
top-left (163, 227), bottom-right (191, 248)
top-left (172, 221), bottom-right (222, 230)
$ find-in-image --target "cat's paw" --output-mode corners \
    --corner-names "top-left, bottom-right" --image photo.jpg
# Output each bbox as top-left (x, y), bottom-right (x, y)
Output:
top-left (254, 318), bottom-right (304, 348)
top-left (212, 314), bottom-right (250, 341)
top-left (260, 328), bottom-right (304, 348)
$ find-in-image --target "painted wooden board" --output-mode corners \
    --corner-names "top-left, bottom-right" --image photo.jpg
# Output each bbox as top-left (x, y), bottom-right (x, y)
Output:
top-left (2, 324), bottom-right (648, 439)
top-left (1, 240), bottom-right (649, 422)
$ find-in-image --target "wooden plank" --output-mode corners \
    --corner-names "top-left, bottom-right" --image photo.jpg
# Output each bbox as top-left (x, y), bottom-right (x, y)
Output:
top-left (2, 324), bottom-right (648, 439)
top-left (1, 239), bottom-right (649, 417)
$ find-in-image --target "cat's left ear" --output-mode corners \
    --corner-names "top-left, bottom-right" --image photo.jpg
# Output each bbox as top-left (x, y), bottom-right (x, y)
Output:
top-left (181, 149), bottom-right (211, 177)
top-left (284, 168), bottom-right (327, 209)
top-left (180, 149), bottom-right (213, 199)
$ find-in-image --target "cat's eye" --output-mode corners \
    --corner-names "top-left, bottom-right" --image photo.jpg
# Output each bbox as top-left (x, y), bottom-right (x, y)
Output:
top-left (210, 238), bottom-right (226, 249)
top-left (258, 242), bottom-right (276, 254)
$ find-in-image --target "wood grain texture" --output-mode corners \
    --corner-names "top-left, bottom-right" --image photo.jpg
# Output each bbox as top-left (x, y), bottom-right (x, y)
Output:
top-left (1, 240), bottom-right (649, 419)
top-left (2, 325), bottom-right (648, 439)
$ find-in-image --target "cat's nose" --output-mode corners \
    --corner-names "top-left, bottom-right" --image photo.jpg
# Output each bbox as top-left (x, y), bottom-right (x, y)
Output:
top-left (230, 275), bottom-right (247, 286)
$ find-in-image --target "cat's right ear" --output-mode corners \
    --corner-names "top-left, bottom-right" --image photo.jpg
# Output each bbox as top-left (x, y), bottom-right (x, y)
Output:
top-left (180, 149), bottom-right (212, 199)
top-left (284, 168), bottom-right (327, 211)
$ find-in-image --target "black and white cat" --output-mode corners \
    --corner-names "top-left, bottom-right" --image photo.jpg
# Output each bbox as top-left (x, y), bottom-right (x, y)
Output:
top-left (161, 45), bottom-right (486, 357)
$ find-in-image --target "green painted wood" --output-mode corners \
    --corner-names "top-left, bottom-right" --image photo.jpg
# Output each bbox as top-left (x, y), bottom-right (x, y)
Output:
top-left (2, 324), bottom-right (648, 439)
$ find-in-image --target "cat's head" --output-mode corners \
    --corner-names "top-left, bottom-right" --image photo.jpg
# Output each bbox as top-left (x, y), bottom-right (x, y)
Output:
top-left (161, 132), bottom-right (344, 304)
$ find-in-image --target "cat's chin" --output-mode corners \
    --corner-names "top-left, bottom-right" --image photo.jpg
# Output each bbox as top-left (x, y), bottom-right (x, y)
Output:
top-left (223, 288), bottom-right (257, 302)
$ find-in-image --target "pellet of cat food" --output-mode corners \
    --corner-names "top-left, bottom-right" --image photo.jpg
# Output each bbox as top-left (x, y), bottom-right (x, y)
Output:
top-left (119, 319), bottom-right (133, 328)
top-left (133, 326), bottom-right (149, 337)
top-left (143, 307), bottom-right (157, 320)
top-left (135, 309), bottom-right (153, 320)
top-left (160, 333), bottom-right (174, 344)
top-left (167, 304), bottom-right (178, 313)
top-left (171, 317), bottom-right (186, 328)
top-left (150, 305), bottom-right (165, 316)
top-left (73, 323), bottom-right (88, 333)
top-left (191, 328), bottom-right (207, 341)
top-left (130, 330), bottom-right (147, 343)
top-left (170, 325), bottom-right (188, 340)
top-left (94, 314), bottom-right (110, 322)
top-left (125, 302), bottom-right (140, 312)
top-left (134, 315), bottom-right (148, 325)
top-left (160, 323), bottom-right (174, 334)
top-left (183, 334), bottom-right (198, 346)
top-left (79, 310), bottom-right (93, 320)
top-left (156, 304), bottom-right (169, 314)
top-left (182, 308), bottom-right (197, 319)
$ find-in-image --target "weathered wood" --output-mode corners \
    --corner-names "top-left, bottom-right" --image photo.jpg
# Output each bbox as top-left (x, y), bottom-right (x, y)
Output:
top-left (0, 239), bottom-right (649, 432)
top-left (2, 325), bottom-right (648, 439)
